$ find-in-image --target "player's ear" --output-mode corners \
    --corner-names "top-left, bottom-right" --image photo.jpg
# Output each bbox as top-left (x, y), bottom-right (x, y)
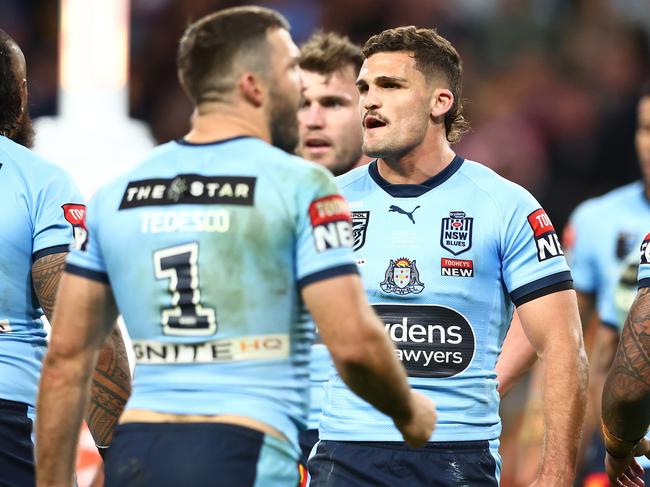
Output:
top-left (429, 88), bottom-right (454, 123)
top-left (239, 72), bottom-right (265, 108)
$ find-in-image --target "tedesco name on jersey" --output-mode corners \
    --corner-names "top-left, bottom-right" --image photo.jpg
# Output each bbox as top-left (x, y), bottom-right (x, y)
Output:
top-left (374, 304), bottom-right (475, 378)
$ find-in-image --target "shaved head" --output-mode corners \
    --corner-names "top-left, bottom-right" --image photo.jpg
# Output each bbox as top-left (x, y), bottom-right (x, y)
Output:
top-left (0, 29), bottom-right (33, 148)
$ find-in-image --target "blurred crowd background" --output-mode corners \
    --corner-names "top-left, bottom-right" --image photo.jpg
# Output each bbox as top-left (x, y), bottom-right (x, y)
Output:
top-left (3, 0), bottom-right (650, 230)
top-left (3, 0), bottom-right (650, 485)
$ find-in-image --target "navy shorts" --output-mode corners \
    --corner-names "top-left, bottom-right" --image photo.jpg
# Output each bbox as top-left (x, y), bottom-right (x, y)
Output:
top-left (298, 429), bottom-right (319, 467)
top-left (104, 422), bottom-right (300, 487)
top-left (308, 439), bottom-right (501, 487)
top-left (0, 398), bottom-right (35, 487)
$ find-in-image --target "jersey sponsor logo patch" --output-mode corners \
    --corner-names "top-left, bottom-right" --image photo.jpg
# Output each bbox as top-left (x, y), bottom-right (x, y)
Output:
top-left (616, 231), bottom-right (636, 260)
top-left (118, 175), bottom-right (256, 209)
top-left (374, 304), bottom-right (475, 378)
top-left (380, 257), bottom-right (424, 295)
top-left (309, 195), bottom-right (353, 252)
top-left (0, 320), bottom-right (11, 333)
top-left (527, 209), bottom-right (564, 262)
top-left (352, 211), bottom-right (369, 251)
top-left (441, 258), bottom-right (474, 277)
top-left (389, 204), bottom-right (420, 224)
top-left (62, 203), bottom-right (89, 251)
top-left (440, 211), bottom-right (473, 255)
top-left (640, 233), bottom-right (650, 265)
top-left (132, 334), bottom-right (290, 364)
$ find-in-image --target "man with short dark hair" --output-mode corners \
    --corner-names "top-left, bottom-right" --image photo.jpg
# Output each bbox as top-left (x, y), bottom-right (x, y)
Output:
top-left (0, 29), bottom-right (130, 487)
top-left (309, 25), bottom-right (588, 486)
top-left (35, 8), bottom-right (436, 487)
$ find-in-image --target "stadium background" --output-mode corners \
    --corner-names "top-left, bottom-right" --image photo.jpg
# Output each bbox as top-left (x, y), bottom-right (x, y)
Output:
top-left (4, 0), bottom-right (650, 485)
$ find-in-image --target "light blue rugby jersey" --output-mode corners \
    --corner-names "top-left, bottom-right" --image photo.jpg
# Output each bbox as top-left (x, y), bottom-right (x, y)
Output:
top-left (319, 156), bottom-right (573, 442)
top-left (0, 135), bottom-right (84, 407)
top-left (66, 136), bottom-right (357, 453)
top-left (307, 342), bottom-right (330, 430)
top-left (567, 181), bottom-right (650, 329)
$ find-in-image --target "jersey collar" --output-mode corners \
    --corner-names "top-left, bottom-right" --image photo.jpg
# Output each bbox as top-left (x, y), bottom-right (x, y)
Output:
top-left (175, 135), bottom-right (255, 147)
top-left (368, 155), bottom-right (465, 197)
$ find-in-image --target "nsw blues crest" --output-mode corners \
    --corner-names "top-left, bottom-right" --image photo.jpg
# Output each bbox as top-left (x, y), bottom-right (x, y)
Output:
top-left (440, 211), bottom-right (473, 256)
top-left (380, 257), bottom-right (424, 295)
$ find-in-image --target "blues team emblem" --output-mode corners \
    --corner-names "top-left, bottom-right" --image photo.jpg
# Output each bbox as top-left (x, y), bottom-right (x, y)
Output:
top-left (440, 211), bottom-right (473, 256)
top-left (380, 258), bottom-right (424, 295)
top-left (352, 211), bottom-right (369, 251)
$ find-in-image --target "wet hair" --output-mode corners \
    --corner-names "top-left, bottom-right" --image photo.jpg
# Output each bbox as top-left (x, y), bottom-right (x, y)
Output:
top-left (0, 29), bottom-right (21, 137)
top-left (299, 31), bottom-right (363, 77)
top-left (177, 6), bottom-right (290, 105)
top-left (362, 26), bottom-right (469, 144)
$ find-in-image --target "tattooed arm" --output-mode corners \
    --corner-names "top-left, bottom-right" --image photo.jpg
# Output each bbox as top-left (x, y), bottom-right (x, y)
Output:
top-left (32, 253), bottom-right (131, 447)
top-left (601, 287), bottom-right (650, 484)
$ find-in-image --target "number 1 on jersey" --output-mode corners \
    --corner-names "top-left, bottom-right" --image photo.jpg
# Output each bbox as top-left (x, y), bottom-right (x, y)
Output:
top-left (153, 242), bottom-right (217, 336)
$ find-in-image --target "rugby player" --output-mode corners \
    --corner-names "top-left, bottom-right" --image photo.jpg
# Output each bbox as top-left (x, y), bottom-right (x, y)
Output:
top-left (0, 29), bottom-right (130, 486)
top-left (35, 8), bottom-right (436, 487)
top-left (295, 30), bottom-right (372, 465)
top-left (309, 26), bottom-right (588, 486)
top-left (601, 232), bottom-right (650, 485)
top-left (557, 82), bottom-right (650, 485)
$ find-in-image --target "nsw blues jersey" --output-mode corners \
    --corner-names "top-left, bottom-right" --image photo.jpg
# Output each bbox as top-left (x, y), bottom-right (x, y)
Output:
top-left (0, 135), bottom-right (84, 407)
top-left (566, 181), bottom-right (650, 329)
top-left (640, 233), bottom-right (650, 288)
top-left (66, 136), bottom-right (357, 452)
top-left (319, 156), bottom-right (572, 442)
top-left (307, 342), bottom-right (330, 430)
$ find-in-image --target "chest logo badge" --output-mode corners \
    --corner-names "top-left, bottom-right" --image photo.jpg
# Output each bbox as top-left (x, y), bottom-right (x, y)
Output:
top-left (380, 257), bottom-right (424, 295)
top-left (440, 211), bottom-right (473, 256)
top-left (352, 211), bottom-right (370, 251)
top-left (389, 205), bottom-right (420, 224)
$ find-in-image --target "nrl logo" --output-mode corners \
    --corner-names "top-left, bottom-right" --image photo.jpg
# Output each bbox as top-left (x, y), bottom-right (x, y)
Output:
top-left (380, 257), bottom-right (424, 295)
top-left (440, 211), bottom-right (473, 256)
top-left (352, 211), bottom-right (369, 251)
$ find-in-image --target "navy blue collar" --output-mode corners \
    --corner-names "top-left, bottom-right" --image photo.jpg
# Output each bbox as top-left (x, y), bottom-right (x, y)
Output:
top-left (175, 135), bottom-right (255, 147)
top-left (368, 155), bottom-right (465, 197)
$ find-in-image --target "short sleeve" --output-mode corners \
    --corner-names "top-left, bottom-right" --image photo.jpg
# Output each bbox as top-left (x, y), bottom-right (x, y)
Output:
top-left (639, 232), bottom-right (650, 289)
top-left (65, 194), bottom-right (109, 283)
top-left (565, 203), bottom-right (599, 294)
top-left (500, 187), bottom-right (573, 307)
top-left (295, 166), bottom-right (358, 289)
top-left (32, 167), bottom-right (85, 261)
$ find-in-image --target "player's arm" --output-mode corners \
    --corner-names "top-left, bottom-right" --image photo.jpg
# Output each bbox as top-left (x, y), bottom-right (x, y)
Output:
top-left (36, 273), bottom-right (120, 487)
top-left (302, 273), bottom-right (436, 447)
top-left (517, 289), bottom-right (588, 485)
top-left (601, 287), bottom-right (650, 484)
top-left (495, 311), bottom-right (536, 397)
top-left (32, 253), bottom-right (131, 448)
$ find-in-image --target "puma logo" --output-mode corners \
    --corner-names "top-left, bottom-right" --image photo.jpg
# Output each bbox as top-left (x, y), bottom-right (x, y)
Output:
top-left (389, 205), bottom-right (420, 224)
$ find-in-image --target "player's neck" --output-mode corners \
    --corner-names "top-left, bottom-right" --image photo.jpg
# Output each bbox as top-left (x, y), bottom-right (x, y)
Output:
top-left (184, 104), bottom-right (270, 145)
top-left (377, 137), bottom-right (456, 185)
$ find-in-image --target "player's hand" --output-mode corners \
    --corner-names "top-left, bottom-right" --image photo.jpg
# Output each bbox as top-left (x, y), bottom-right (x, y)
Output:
top-left (394, 390), bottom-right (436, 448)
top-left (605, 438), bottom-right (650, 487)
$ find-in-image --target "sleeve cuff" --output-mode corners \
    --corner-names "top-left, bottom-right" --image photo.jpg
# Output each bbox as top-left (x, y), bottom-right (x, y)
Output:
top-left (601, 320), bottom-right (620, 332)
top-left (65, 263), bottom-right (110, 284)
top-left (511, 271), bottom-right (574, 307)
top-left (639, 278), bottom-right (650, 290)
top-left (32, 244), bottom-right (70, 262)
top-left (298, 264), bottom-right (359, 290)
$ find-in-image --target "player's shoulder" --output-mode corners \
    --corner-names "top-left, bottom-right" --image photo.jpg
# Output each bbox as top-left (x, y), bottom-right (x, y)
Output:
top-left (457, 158), bottom-right (536, 205)
top-left (571, 181), bottom-right (643, 223)
top-left (335, 163), bottom-right (371, 191)
top-left (0, 136), bottom-right (76, 188)
top-left (598, 180), bottom-right (644, 207)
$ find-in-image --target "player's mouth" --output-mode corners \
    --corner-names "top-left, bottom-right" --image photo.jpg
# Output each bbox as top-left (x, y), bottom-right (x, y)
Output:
top-left (364, 114), bottom-right (387, 130)
top-left (303, 137), bottom-right (332, 154)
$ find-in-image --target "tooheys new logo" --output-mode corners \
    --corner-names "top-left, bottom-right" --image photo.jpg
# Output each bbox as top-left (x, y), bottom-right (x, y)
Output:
top-left (374, 304), bottom-right (475, 378)
top-left (309, 195), bottom-right (353, 252)
top-left (527, 208), bottom-right (563, 262)
top-left (61, 204), bottom-right (88, 251)
top-left (640, 233), bottom-right (650, 265)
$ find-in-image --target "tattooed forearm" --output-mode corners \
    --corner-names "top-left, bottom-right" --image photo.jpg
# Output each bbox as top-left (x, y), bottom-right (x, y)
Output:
top-left (86, 325), bottom-right (131, 445)
top-left (602, 287), bottom-right (650, 440)
top-left (31, 252), bottom-right (68, 320)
